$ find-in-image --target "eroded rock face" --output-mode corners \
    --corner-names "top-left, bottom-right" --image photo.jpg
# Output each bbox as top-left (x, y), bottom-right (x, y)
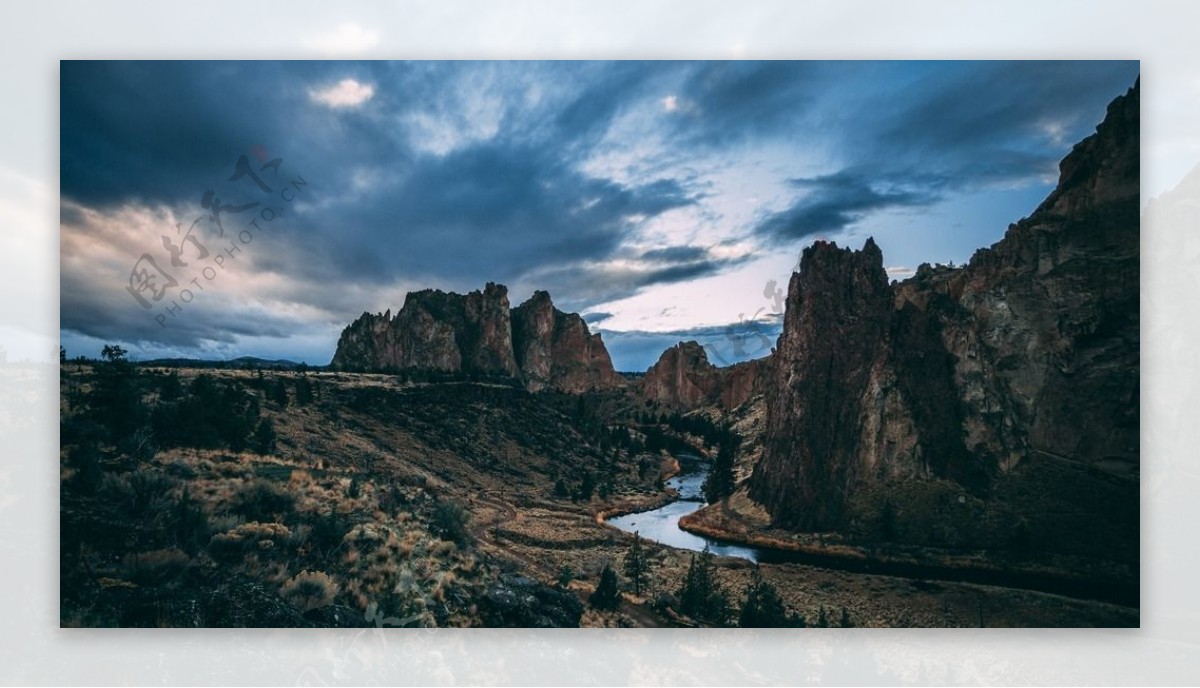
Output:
top-left (512, 291), bottom-right (623, 393)
top-left (749, 82), bottom-right (1139, 531)
top-left (641, 341), bottom-right (720, 408)
top-left (331, 282), bottom-right (517, 376)
top-left (639, 341), bottom-right (766, 410)
top-left (331, 284), bottom-right (622, 393)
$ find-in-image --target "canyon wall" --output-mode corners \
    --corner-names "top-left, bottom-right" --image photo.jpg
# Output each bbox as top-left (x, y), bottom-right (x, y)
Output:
top-left (749, 81), bottom-right (1139, 530)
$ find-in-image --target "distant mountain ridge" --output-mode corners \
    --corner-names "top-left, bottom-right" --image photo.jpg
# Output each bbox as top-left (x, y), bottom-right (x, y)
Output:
top-left (138, 356), bottom-right (306, 369)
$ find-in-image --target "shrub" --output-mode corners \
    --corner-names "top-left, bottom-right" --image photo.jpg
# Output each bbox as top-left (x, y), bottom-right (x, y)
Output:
top-left (121, 548), bottom-right (191, 585)
top-left (589, 564), bottom-right (621, 610)
top-left (280, 570), bottom-right (338, 612)
top-left (738, 567), bottom-right (803, 627)
top-left (432, 501), bottom-right (471, 546)
top-left (230, 479), bottom-right (295, 522)
top-left (172, 488), bottom-right (211, 554)
top-left (557, 564), bottom-right (575, 588)
top-left (68, 442), bottom-right (103, 494)
top-left (208, 522), bottom-right (291, 563)
top-left (309, 511), bottom-right (351, 557)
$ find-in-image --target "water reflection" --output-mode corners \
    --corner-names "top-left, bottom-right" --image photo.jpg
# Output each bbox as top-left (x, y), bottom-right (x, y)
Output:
top-left (606, 455), bottom-right (762, 562)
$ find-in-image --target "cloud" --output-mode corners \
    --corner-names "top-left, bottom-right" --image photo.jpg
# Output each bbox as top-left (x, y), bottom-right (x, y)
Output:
top-left (309, 78), bottom-right (375, 108)
top-left (640, 245), bottom-right (710, 263)
top-left (753, 172), bottom-right (937, 244)
top-left (525, 243), bottom-right (751, 312)
top-left (666, 61), bottom-right (825, 147)
top-left (745, 61), bottom-right (1139, 244)
top-left (599, 317), bottom-right (782, 371)
top-left (58, 60), bottom-right (1139, 364)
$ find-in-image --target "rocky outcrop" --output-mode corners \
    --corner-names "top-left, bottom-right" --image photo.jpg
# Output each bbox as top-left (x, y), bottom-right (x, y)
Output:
top-left (720, 357), bottom-right (768, 410)
top-left (331, 282), bottom-right (518, 376)
top-left (639, 341), bottom-right (766, 410)
top-left (749, 81), bottom-right (1139, 531)
top-left (478, 573), bottom-right (583, 628)
top-left (641, 341), bottom-right (720, 408)
top-left (511, 291), bottom-right (623, 393)
top-left (331, 284), bottom-right (622, 393)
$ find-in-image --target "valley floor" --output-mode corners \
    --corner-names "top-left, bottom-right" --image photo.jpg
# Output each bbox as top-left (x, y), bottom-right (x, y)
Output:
top-left (59, 365), bottom-right (1137, 628)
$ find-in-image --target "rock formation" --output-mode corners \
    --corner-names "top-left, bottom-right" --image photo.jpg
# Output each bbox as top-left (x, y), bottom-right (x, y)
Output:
top-left (331, 284), bottom-right (623, 393)
top-left (639, 341), bottom-right (766, 410)
top-left (511, 291), bottom-right (622, 393)
top-left (749, 81), bottom-right (1139, 531)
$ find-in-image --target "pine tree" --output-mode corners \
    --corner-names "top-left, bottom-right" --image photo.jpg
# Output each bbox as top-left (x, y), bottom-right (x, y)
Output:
top-left (294, 375), bottom-right (313, 406)
top-left (589, 563), bottom-right (621, 610)
top-left (252, 418), bottom-right (276, 455)
top-left (738, 566), bottom-right (804, 627)
top-left (677, 546), bottom-right (730, 625)
top-left (623, 532), bottom-right (651, 596)
top-left (839, 606), bottom-right (853, 628)
top-left (703, 434), bottom-right (738, 503)
top-left (557, 564), bottom-right (575, 588)
top-left (269, 377), bottom-right (289, 407)
top-left (879, 498), bottom-right (897, 541)
top-left (553, 478), bottom-right (570, 499)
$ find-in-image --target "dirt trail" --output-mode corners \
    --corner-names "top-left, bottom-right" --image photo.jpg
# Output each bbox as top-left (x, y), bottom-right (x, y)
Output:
top-left (469, 491), bottom-right (671, 628)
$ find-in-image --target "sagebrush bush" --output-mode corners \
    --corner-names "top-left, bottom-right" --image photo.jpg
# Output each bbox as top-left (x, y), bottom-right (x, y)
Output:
top-left (120, 548), bottom-right (191, 585)
top-left (432, 501), bottom-right (471, 545)
top-left (230, 479), bottom-right (295, 522)
top-left (208, 522), bottom-right (291, 563)
top-left (280, 570), bottom-right (338, 612)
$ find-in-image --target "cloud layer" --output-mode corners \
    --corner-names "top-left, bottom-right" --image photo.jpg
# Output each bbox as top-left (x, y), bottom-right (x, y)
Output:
top-left (59, 60), bottom-right (1139, 369)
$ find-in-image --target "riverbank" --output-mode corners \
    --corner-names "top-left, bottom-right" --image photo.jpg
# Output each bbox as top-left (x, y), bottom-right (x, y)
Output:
top-left (594, 453), bottom-right (683, 523)
top-left (679, 490), bottom-right (1139, 607)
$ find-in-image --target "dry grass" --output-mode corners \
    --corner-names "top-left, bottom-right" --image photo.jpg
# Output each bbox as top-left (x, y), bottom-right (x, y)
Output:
top-left (280, 570), bottom-right (338, 612)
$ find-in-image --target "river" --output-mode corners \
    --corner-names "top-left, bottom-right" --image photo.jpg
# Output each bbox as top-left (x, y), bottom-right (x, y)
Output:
top-left (605, 454), bottom-right (1138, 606)
top-left (605, 454), bottom-right (762, 561)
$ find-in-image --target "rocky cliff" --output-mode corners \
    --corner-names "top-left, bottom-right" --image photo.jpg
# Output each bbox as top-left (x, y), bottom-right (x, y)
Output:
top-left (639, 341), bottom-right (766, 410)
top-left (331, 284), bottom-right (622, 393)
top-left (511, 290), bottom-right (623, 393)
top-left (749, 81), bottom-right (1139, 531)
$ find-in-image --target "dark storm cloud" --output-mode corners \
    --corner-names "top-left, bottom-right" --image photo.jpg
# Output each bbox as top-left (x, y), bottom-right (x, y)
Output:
top-left (529, 245), bottom-right (752, 312)
top-left (60, 61), bottom-right (713, 346)
top-left (60, 61), bottom-right (413, 209)
top-left (59, 60), bottom-right (1138, 361)
top-left (745, 61), bottom-right (1139, 244)
top-left (285, 140), bottom-right (698, 286)
top-left (550, 61), bottom-right (664, 151)
top-left (667, 61), bottom-right (825, 146)
top-left (754, 172), bottom-right (936, 244)
top-left (59, 262), bottom-right (300, 348)
top-left (870, 61), bottom-right (1139, 179)
top-left (640, 245), bottom-right (710, 263)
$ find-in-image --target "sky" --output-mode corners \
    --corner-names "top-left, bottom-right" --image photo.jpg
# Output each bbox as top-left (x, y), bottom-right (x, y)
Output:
top-left (59, 60), bottom-right (1139, 371)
